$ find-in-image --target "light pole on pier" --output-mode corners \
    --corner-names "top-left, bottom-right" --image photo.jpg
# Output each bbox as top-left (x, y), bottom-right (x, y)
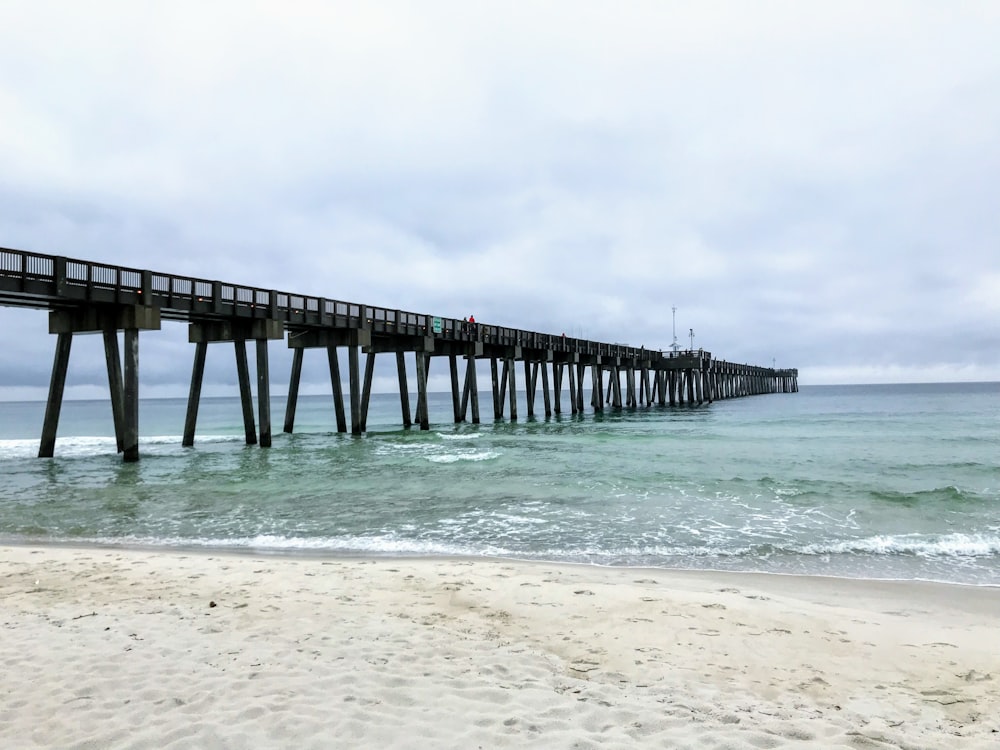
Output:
top-left (689, 328), bottom-right (695, 351)
top-left (671, 306), bottom-right (680, 352)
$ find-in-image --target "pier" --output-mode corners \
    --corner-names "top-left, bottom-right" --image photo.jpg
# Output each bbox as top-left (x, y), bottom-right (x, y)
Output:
top-left (1, 246), bottom-right (798, 461)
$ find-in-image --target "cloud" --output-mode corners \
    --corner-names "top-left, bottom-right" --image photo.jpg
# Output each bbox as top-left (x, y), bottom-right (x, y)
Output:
top-left (2, 0), bottom-right (1000, 396)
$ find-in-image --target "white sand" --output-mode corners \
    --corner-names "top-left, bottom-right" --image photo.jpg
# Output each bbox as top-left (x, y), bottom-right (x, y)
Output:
top-left (1, 546), bottom-right (998, 749)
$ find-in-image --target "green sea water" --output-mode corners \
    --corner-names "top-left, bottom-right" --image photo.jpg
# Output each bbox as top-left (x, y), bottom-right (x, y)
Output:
top-left (1, 383), bottom-right (998, 585)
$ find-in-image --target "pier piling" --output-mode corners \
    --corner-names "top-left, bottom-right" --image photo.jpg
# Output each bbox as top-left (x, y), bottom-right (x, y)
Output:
top-left (122, 327), bottom-right (140, 462)
top-left (490, 358), bottom-right (501, 420)
top-left (257, 339), bottom-right (272, 447)
top-left (38, 332), bottom-right (72, 459)
top-left (541, 360), bottom-right (551, 417)
top-left (328, 346), bottom-right (347, 433)
top-left (183, 340), bottom-right (208, 447)
top-left (449, 354), bottom-right (461, 423)
top-left (283, 347), bottom-right (304, 434)
top-left (415, 352), bottom-right (430, 430)
top-left (234, 340), bottom-right (257, 445)
top-left (396, 351), bottom-right (412, 427)
top-left (102, 329), bottom-right (126, 453)
top-left (360, 351), bottom-right (376, 432)
top-left (348, 345), bottom-right (361, 435)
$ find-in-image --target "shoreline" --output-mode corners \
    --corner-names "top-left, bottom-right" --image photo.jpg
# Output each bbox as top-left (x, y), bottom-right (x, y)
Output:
top-left (3, 543), bottom-right (999, 748)
top-left (3, 536), bottom-right (998, 590)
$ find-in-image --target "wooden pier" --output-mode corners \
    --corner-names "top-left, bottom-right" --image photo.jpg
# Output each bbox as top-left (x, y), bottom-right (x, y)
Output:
top-left (1, 246), bottom-right (798, 461)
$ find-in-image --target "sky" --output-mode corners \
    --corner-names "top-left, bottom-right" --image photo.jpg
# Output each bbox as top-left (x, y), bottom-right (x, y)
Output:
top-left (1, 0), bottom-right (999, 401)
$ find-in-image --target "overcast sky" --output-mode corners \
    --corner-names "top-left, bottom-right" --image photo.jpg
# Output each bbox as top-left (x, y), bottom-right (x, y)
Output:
top-left (2, 1), bottom-right (999, 400)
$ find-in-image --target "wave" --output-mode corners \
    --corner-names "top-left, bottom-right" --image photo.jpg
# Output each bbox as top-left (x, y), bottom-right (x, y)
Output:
top-left (802, 533), bottom-right (1000, 558)
top-left (869, 486), bottom-right (972, 506)
top-left (23, 530), bottom-right (996, 563)
top-left (78, 533), bottom-right (484, 557)
top-left (0, 436), bottom-right (119, 460)
top-left (0, 433), bottom-right (247, 459)
top-left (426, 451), bottom-right (500, 463)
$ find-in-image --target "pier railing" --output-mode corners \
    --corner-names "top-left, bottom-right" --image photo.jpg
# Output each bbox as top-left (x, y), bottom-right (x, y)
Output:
top-left (3, 246), bottom-right (694, 363)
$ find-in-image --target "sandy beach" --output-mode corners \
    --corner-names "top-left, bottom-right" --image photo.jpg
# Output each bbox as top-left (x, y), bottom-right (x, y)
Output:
top-left (1, 545), bottom-right (997, 749)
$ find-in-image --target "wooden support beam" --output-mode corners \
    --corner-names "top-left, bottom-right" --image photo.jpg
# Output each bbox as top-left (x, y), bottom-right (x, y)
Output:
top-left (183, 340), bottom-right (208, 446)
top-left (566, 363), bottom-right (581, 414)
top-left (122, 328), bottom-right (140, 462)
top-left (327, 346), bottom-right (347, 433)
top-left (449, 354), bottom-right (461, 423)
top-left (498, 359), bottom-right (509, 416)
top-left (103, 329), bottom-right (125, 452)
top-left (460, 357), bottom-right (471, 422)
top-left (360, 351), bottom-right (376, 432)
top-left (553, 363), bottom-right (563, 415)
top-left (490, 357), bottom-right (501, 419)
top-left (525, 361), bottom-right (535, 418)
top-left (235, 340), bottom-right (258, 445)
top-left (348, 345), bottom-right (361, 435)
top-left (38, 332), bottom-right (72, 458)
top-left (257, 339), bottom-right (272, 447)
top-left (540, 360), bottom-right (551, 417)
top-left (469, 356), bottom-right (480, 424)
top-left (416, 352), bottom-right (430, 430)
top-left (396, 351), bottom-right (411, 428)
top-left (414, 359), bottom-right (424, 425)
top-left (592, 364), bottom-right (603, 412)
top-left (283, 347), bottom-right (304, 434)
top-left (507, 357), bottom-right (518, 421)
top-left (567, 363), bottom-right (577, 414)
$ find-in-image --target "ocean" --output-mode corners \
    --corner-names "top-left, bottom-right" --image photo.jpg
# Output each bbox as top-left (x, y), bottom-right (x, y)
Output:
top-left (1, 382), bottom-right (998, 586)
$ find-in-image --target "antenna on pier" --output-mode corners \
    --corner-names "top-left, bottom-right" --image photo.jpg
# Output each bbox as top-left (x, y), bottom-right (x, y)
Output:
top-left (689, 328), bottom-right (694, 351)
top-left (671, 306), bottom-right (680, 352)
